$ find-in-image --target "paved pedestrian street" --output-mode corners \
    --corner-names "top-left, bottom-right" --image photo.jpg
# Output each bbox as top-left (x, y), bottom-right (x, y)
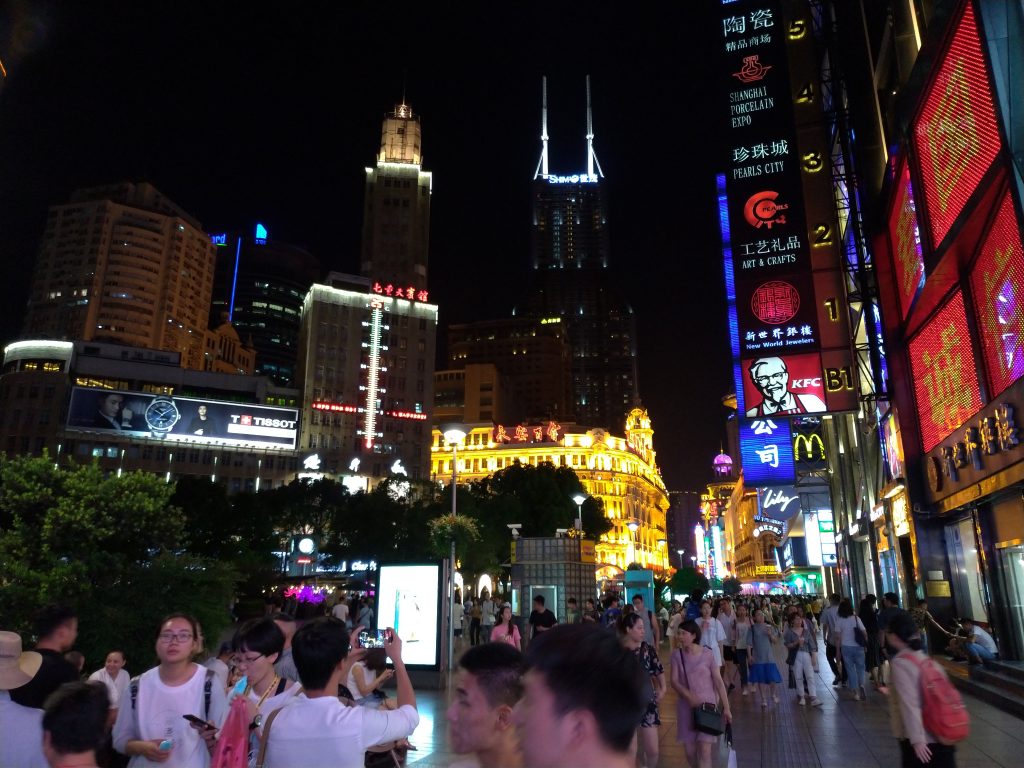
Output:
top-left (400, 642), bottom-right (1024, 767)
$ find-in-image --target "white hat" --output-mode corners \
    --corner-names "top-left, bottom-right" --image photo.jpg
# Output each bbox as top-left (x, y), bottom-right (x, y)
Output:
top-left (0, 631), bottom-right (42, 690)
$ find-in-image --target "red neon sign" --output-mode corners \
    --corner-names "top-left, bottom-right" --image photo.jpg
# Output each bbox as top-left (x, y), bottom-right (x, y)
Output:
top-left (371, 282), bottom-right (429, 302)
top-left (492, 421), bottom-right (563, 444)
top-left (888, 160), bottom-right (924, 319)
top-left (909, 290), bottom-right (982, 451)
top-left (312, 401), bottom-right (359, 413)
top-left (386, 410), bottom-right (427, 421)
top-left (911, 2), bottom-right (1002, 249)
top-left (969, 191), bottom-right (1024, 398)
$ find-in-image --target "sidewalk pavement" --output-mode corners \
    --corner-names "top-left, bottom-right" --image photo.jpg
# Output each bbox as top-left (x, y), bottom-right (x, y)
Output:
top-left (401, 638), bottom-right (1024, 767)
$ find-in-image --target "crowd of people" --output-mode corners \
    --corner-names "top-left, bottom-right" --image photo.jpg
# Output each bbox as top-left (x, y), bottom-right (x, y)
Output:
top-left (0, 589), bottom-right (971, 768)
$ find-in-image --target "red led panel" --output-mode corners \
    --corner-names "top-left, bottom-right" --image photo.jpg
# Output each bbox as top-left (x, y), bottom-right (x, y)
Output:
top-left (969, 191), bottom-right (1024, 398)
top-left (912, 1), bottom-right (1002, 250)
top-left (888, 160), bottom-right (924, 319)
top-left (909, 290), bottom-right (983, 451)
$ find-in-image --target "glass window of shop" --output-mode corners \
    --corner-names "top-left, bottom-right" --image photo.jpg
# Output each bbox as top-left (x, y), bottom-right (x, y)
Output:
top-left (944, 518), bottom-right (988, 622)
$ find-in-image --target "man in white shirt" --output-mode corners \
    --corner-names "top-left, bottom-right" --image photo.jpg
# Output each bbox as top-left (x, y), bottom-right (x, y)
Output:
top-left (960, 619), bottom-right (998, 665)
top-left (480, 593), bottom-right (496, 639)
top-left (332, 592), bottom-right (351, 627)
top-left (717, 599), bottom-right (738, 690)
top-left (820, 594), bottom-right (845, 686)
top-left (0, 630), bottom-right (47, 768)
top-left (262, 617), bottom-right (419, 768)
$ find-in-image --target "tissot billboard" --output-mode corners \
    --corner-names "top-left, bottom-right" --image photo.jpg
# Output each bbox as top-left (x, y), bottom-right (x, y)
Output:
top-left (67, 387), bottom-right (299, 450)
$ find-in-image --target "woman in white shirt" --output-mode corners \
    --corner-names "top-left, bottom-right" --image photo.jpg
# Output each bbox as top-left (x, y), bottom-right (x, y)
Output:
top-left (697, 601), bottom-right (727, 668)
top-left (346, 648), bottom-right (394, 708)
top-left (834, 598), bottom-right (869, 701)
top-left (88, 650), bottom-right (130, 726)
top-left (112, 613), bottom-right (228, 767)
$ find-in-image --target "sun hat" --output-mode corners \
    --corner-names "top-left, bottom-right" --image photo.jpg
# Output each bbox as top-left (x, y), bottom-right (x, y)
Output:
top-left (0, 631), bottom-right (42, 690)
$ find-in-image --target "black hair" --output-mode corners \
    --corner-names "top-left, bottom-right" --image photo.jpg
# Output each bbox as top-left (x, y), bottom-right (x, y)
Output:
top-left (568, 597), bottom-right (578, 605)
top-left (232, 618), bottom-right (285, 659)
top-left (619, 612), bottom-right (643, 634)
top-left (679, 619), bottom-right (702, 644)
top-left (886, 610), bottom-right (923, 651)
top-left (631, 594), bottom-right (644, 603)
top-left (157, 613), bottom-right (200, 641)
top-left (291, 617), bottom-right (349, 690)
top-left (883, 592), bottom-right (899, 605)
top-left (837, 599), bottom-right (853, 618)
top-left (524, 624), bottom-right (645, 753)
top-left (533, 594), bottom-right (545, 606)
top-left (362, 647), bottom-right (388, 673)
top-left (33, 605), bottom-right (77, 640)
top-left (459, 642), bottom-right (525, 708)
top-left (42, 681), bottom-right (109, 755)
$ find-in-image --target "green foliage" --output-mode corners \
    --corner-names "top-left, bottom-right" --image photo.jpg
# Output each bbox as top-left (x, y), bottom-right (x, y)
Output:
top-left (669, 567), bottom-right (710, 601)
top-left (0, 455), bottom-right (236, 671)
top-left (722, 576), bottom-right (743, 597)
top-left (427, 512), bottom-right (481, 560)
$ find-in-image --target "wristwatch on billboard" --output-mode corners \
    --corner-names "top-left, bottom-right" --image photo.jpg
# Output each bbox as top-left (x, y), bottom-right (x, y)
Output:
top-left (145, 397), bottom-right (181, 438)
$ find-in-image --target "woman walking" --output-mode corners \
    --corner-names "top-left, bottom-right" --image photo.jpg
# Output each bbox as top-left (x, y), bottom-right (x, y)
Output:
top-left (836, 598), bottom-right (869, 700)
top-left (859, 595), bottom-right (882, 687)
top-left (748, 608), bottom-right (783, 706)
top-left (783, 613), bottom-right (823, 706)
top-left (622, 613), bottom-right (666, 768)
top-left (490, 604), bottom-right (522, 651)
top-left (671, 620), bottom-right (732, 768)
top-left (112, 613), bottom-right (228, 767)
top-left (734, 603), bottom-right (754, 695)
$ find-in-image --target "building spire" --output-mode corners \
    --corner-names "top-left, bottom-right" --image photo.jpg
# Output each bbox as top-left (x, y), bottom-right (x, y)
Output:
top-left (586, 75), bottom-right (604, 179)
top-left (534, 76), bottom-right (549, 180)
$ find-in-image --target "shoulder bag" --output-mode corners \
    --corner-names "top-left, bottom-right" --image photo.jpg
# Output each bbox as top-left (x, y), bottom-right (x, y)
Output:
top-left (854, 617), bottom-right (868, 648)
top-left (679, 649), bottom-right (724, 736)
top-left (254, 707), bottom-right (284, 768)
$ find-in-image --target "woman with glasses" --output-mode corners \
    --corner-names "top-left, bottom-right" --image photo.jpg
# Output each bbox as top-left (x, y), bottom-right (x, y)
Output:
top-left (112, 613), bottom-right (228, 767)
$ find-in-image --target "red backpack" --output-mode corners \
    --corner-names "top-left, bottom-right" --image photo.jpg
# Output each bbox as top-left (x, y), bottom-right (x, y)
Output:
top-left (899, 652), bottom-right (970, 745)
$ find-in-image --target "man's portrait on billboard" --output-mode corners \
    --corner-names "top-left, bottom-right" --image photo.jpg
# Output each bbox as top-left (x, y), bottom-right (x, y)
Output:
top-left (745, 356), bottom-right (826, 417)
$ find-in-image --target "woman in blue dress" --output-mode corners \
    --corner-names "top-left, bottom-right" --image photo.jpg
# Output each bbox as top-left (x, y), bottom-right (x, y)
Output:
top-left (748, 608), bottom-right (783, 706)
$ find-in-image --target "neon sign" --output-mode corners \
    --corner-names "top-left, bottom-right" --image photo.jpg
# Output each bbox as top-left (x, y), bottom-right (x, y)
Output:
top-left (546, 174), bottom-right (598, 184)
top-left (739, 417), bottom-right (795, 486)
top-left (255, 223), bottom-right (268, 245)
top-left (493, 421), bottom-right (562, 444)
top-left (371, 282), bottom-right (429, 302)
top-left (386, 410), bottom-right (427, 421)
top-left (312, 401), bottom-right (359, 413)
top-left (209, 233), bottom-right (227, 246)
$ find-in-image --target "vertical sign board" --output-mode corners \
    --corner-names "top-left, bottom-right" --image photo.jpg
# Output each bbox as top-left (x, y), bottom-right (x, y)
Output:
top-left (739, 417), bottom-right (796, 486)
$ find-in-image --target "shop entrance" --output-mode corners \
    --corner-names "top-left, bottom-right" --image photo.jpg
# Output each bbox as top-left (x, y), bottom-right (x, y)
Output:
top-left (996, 544), bottom-right (1024, 660)
top-left (944, 517), bottom-right (988, 622)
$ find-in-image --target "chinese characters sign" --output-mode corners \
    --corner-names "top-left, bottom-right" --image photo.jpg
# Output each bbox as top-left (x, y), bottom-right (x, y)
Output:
top-left (492, 422), bottom-right (563, 445)
top-left (969, 191), bottom-right (1024, 398)
top-left (911, 1), bottom-right (1002, 250)
top-left (371, 282), bottom-right (429, 302)
top-left (908, 290), bottom-right (983, 452)
top-left (888, 160), bottom-right (924, 319)
top-left (739, 417), bottom-right (795, 486)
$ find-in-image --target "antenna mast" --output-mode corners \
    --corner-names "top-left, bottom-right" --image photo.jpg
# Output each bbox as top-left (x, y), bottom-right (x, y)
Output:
top-left (534, 76), bottom-right (549, 180)
top-left (586, 75), bottom-right (604, 179)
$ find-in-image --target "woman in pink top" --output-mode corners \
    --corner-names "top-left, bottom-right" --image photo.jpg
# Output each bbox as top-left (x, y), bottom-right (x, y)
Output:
top-left (489, 605), bottom-right (521, 650)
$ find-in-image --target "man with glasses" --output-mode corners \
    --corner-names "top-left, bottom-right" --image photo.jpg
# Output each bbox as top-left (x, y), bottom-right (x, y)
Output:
top-left (745, 356), bottom-right (826, 417)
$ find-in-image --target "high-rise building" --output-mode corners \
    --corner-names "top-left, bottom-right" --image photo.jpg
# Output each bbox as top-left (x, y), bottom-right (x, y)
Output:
top-left (518, 78), bottom-right (640, 428)
top-left (295, 272), bottom-right (437, 479)
top-left (360, 103), bottom-right (432, 289)
top-left (22, 182), bottom-right (216, 370)
top-left (208, 226), bottom-right (321, 387)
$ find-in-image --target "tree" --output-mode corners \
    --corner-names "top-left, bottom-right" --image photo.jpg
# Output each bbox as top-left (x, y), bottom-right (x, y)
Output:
top-left (0, 455), bottom-right (235, 671)
top-left (668, 567), bottom-right (710, 601)
top-left (722, 576), bottom-right (743, 597)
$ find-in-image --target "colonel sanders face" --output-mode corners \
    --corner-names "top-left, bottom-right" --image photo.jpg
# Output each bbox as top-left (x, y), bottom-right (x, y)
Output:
top-left (750, 357), bottom-right (790, 406)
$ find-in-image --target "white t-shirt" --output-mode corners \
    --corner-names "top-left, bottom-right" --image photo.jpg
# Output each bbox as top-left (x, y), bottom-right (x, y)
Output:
top-left (111, 664), bottom-right (228, 768)
top-left (718, 610), bottom-right (737, 645)
top-left (835, 615), bottom-right (866, 648)
top-left (89, 666), bottom-right (132, 709)
top-left (480, 599), bottom-right (495, 626)
top-left (0, 692), bottom-right (47, 768)
top-left (203, 657), bottom-right (230, 693)
top-left (345, 662), bottom-right (377, 700)
top-left (332, 603), bottom-right (350, 623)
top-left (262, 694), bottom-right (419, 768)
top-left (968, 625), bottom-right (997, 653)
top-left (452, 602), bottom-right (465, 629)
top-left (699, 617), bottom-right (727, 666)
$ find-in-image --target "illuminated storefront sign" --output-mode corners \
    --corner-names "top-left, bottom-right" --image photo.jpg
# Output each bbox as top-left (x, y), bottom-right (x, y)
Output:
top-left (547, 173), bottom-right (598, 184)
top-left (254, 223), bottom-right (268, 245)
top-left (694, 525), bottom-right (707, 570)
top-left (493, 421), bottom-right (563, 444)
top-left (67, 387), bottom-right (299, 450)
top-left (371, 282), bottom-right (430, 302)
top-left (312, 401), bottom-right (359, 413)
top-left (739, 417), bottom-right (795, 486)
top-left (969, 191), bottom-right (1024, 398)
top-left (911, 1), bottom-right (1002, 250)
top-left (888, 160), bottom-right (924, 319)
top-left (758, 485), bottom-right (800, 520)
top-left (711, 525), bottom-right (724, 579)
top-left (908, 290), bottom-right (983, 452)
top-left (741, 352), bottom-right (826, 418)
top-left (209, 233), bottom-right (228, 246)
top-left (753, 515), bottom-right (784, 538)
top-left (386, 410), bottom-right (427, 421)
top-left (792, 418), bottom-right (826, 470)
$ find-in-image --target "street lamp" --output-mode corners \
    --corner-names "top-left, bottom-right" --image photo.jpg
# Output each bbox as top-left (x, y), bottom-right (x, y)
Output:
top-left (443, 425), bottom-right (467, 674)
top-left (626, 519), bottom-right (640, 567)
top-left (676, 548), bottom-right (685, 569)
top-left (690, 555), bottom-right (697, 569)
top-left (571, 493), bottom-right (587, 531)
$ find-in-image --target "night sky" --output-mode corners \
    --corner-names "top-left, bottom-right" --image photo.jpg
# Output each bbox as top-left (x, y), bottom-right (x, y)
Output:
top-left (0, 1), bottom-right (732, 491)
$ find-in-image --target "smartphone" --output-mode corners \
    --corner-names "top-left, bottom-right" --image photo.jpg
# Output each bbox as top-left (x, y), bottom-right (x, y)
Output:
top-left (183, 714), bottom-right (215, 730)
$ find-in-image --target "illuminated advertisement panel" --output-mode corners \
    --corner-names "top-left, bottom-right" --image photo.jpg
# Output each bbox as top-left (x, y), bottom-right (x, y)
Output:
top-left (969, 191), bottom-right (1024, 398)
top-left (737, 270), bottom-right (820, 355)
top-left (375, 564), bottom-right (441, 668)
top-left (757, 485), bottom-right (800, 521)
top-left (739, 417), bottom-right (795, 486)
top-left (741, 352), bottom-right (826, 418)
top-left (911, 1), bottom-right (1002, 250)
top-left (67, 387), bottom-right (299, 449)
top-left (889, 159), bottom-right (925, 319)
top-left (908, 291), bottom-right (983, 451)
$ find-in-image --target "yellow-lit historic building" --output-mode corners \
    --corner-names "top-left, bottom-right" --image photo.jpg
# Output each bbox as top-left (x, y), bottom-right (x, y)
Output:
top-left (431, 409), bottom-right (670, 574)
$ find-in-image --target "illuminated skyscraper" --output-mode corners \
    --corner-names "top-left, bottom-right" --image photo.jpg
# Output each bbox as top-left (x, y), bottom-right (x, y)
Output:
top-left (519, 77), bottom-right (640, 427)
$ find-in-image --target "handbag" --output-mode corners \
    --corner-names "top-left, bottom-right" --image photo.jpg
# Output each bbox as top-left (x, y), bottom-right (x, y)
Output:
top-left (785, 646), bottom-right (798, 666)
top-left (679, 650), bottom-right (725, 736)
top-left (854, 618), bottom-right (868, 648)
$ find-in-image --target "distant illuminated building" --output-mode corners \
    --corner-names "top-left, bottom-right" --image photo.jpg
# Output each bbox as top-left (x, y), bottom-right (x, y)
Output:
top-left (517, 77), bottom-right (640, 428)
top-left (430, 407), bottom-right (669, 574)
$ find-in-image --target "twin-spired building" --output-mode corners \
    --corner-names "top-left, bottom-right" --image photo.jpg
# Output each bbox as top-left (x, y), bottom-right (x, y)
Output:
top-left (431, 408), bottom-right (670, 576)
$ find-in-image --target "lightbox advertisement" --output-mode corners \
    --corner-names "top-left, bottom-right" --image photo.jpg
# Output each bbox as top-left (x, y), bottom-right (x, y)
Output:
top-left (376, 563), bottom-right (441, 668)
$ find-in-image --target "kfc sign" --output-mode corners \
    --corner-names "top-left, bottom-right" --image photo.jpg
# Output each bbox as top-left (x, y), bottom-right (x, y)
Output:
top-left (741, 353), bottom-right (826, 418)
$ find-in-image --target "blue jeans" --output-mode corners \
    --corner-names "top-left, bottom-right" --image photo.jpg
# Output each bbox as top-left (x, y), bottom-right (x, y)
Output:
top-left (964, 642), bottom-right (995, 661)
top-left (842, 645), bottom-right (866, 691)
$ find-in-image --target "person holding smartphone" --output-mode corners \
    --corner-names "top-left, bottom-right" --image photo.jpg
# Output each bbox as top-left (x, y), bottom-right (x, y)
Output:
top-left (112, 613), bottom-right (228, 767)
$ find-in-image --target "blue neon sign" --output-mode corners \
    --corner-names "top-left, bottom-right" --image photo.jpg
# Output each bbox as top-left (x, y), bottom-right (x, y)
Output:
top-left (209, 233), bottom-right (227, 246)
top-left (739, 417), bottom-right (795, 486)
top-left (255, 223), bottom-right (268, 245)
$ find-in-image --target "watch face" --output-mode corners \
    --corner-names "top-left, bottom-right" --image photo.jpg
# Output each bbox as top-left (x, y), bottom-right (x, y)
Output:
top-left (146, 398), bottom-right (180, 431)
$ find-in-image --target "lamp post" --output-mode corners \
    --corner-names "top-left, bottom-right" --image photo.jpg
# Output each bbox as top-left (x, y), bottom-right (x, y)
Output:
top-left (571, 493), bottom-right (587, 531)
top-left (443, 426), bottom-right (467, 674)
top-left (677, 549), bottom-right (685, 569)
top-left (627, 519), bottom-right (640, 567)
top-left (690, 555), bottom-right (697, 570)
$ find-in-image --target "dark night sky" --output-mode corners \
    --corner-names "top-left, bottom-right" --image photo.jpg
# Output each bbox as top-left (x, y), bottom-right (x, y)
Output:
top-left (0, 1), bottom-right (733, 491)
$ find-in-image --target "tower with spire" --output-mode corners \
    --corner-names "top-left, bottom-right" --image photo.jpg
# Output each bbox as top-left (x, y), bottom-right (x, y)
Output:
top-left (519, 77), bottom-right (640, 429)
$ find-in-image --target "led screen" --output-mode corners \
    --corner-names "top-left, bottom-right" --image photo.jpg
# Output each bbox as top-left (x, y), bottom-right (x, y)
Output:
top-left (741, 352), bottom-right (826, 418)
top-left (67, 387), bottom-right (298, 449)
top-left (969, 191), bottom-right (1024, 398)
top-left (911, 1), bottom-right (1002, 250)
top-left (739, 417), bottom-right (795, 486)
top-left (889, 159), bottom-right (925, 319)
top-left (376, 564), bottom-right (441, 667)
top-left (908, 291), bottom-right (983, 451)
